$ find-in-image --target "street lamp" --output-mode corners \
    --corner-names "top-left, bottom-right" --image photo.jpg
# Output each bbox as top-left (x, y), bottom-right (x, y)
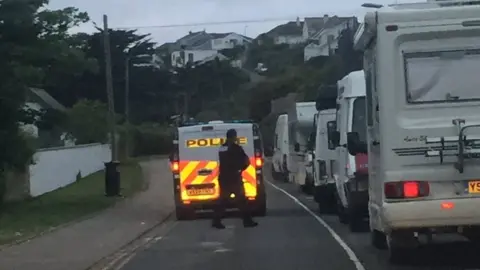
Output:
top-left (124, 49), bottom-right (157, 158)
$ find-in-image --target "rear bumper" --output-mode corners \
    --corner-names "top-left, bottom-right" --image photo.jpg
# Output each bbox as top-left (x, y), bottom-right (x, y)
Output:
top-left (381, 197), bottom-right (480, 232)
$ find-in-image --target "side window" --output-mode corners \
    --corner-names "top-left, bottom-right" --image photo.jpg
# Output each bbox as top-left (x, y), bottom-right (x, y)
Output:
top-left (327, 121), bottom-right (337, 150)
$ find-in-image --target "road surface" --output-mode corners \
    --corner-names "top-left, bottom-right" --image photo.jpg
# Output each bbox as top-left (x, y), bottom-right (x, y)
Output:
top-left (117, 165), bottom-right (480, 270)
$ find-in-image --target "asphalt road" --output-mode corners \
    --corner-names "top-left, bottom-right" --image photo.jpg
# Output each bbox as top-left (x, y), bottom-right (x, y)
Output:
top-left (119, 165), bottom-right (480, 270)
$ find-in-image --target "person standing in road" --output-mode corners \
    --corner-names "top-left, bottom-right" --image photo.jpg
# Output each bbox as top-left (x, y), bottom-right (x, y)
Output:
top-left (212, 129), bottom-right (258, 229)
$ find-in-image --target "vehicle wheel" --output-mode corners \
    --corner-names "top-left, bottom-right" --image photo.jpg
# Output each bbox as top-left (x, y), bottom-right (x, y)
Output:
top-left (270, 165), bottom-right (278, 180)
top-left (175, 206), bottom-right (192, 221)
top-left (371, 229), bottom-right (388, 249)
top-left (336, 196), bottom-right (348, 224)
top-left (348, 206), bottom-right (364, 232)
top-left (387, 232), bottom-right (412, 264)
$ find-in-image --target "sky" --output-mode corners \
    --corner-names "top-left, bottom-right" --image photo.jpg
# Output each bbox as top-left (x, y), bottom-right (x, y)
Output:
top-left (47, 0), bottom-right (417, 46)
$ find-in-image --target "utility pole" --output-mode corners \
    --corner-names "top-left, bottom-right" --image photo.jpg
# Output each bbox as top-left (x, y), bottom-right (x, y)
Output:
top-left (103, 14), bottom-right (120, 197)
top-left (124, 56), bottom-right (130, 159)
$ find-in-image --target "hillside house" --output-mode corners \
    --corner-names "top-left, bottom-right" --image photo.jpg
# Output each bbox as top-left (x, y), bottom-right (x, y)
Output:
top-left (22, 88), bottom-right (74, 148)
top-left (303, 16), bottom-right (329, 41)
top-left (168, 31), bottom-right (252, 68)
top-left (304, 16), bottom-right (359, 61)
top-left (266, 21), bottom-right (305, 45)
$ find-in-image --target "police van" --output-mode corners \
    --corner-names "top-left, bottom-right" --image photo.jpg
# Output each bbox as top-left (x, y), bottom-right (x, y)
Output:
top-left (170, 120), bottom-right (267, 220)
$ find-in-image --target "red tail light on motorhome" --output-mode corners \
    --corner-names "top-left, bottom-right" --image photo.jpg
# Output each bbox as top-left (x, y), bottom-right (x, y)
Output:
top-left (384, 181), bottom-right (429, 199)
top-left (354, 153), bottom-right (368, 175)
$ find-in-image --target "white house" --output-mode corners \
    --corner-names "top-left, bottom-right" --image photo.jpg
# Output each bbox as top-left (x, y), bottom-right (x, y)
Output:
top-left (304, 16), bottom-right (358, 61)
top-left (266, 21), bottom-right (305, 45)
top-left (171, 49), bottom-right (219, 68)
top-left (168, 31), bottom-right (252, 68)
top-left (210, 33), bottom-right (252, 50)
top-left (20, 88), bottom-right (75, 147)
top-left (303, 16), bottom-right (328, 41)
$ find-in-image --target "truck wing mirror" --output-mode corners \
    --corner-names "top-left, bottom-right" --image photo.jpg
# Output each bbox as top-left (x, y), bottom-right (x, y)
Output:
top-left (347, 132), bottom-right (367, 155)
top-left (294, 142), bottom-right (300, 152)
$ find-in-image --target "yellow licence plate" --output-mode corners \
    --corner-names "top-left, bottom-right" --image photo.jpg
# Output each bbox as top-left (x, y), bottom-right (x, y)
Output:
top-left (187, 188), bottom-right (215, 196)
top-left (468, 181), bottom-right (480, 193)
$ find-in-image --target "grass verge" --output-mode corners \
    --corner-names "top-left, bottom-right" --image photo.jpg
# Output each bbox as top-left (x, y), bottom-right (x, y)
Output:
top-left (0, 162), bottom-right (143, 246)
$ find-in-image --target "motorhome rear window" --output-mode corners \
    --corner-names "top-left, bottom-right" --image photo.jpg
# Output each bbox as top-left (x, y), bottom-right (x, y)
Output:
top-left (404, 49), bottom-right (480, 104)
top-left (352, 97), bottom-right (367, 143)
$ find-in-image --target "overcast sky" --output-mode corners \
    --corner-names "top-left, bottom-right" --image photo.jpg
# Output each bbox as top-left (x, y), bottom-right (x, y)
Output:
top-left (48, 0), bottom-right (416, 45)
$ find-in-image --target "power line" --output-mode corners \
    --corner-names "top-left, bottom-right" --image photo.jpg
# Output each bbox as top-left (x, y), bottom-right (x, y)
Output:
top-left (113, 12), bottom-right (360, 30)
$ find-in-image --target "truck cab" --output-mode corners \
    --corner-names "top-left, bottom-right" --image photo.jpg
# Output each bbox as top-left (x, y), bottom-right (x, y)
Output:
top-left (313, 109), bottom-right (338, 213)
top-left (330, 70), bottom-right (368, 232)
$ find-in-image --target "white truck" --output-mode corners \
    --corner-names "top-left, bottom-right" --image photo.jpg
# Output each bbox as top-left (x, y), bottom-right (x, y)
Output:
top-left (313, 109), bottom-right (338, 213)
top-left (354, 0), bottom-right (480, 263)
top-left (272, 114), bottom-right (289, 182)
top-left (288, 102), bottom-right (317, 192)
top-left (329, 70), bottom-right (368, 232)
top-left (312, 86), bottom-right (338, 211)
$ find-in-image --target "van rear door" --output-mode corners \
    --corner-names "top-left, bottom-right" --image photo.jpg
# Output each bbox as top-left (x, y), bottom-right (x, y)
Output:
top-left (178, 129), bottom-right (222, 202)
top-left (214, 125), bottom-right (258, 198)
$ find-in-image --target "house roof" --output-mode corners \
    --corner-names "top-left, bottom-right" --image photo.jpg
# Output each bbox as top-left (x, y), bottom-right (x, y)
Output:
top-left (310, 16), bottom-right (358, 40)
top-left (210, 33), bottom-right (231, 39)
top-left (267, 21), bottom-right (304, 37)
top-left (28, 88), bottom-right (66, 111)
top-left (304, 17), bottom-right (326, 32)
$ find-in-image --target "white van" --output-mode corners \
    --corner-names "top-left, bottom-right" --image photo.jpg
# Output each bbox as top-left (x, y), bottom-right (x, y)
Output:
top-left (313, 109), bottom-right (338, 213)
top-left (330, 70), bottom-right (368, 232)
top-left (354, 0), bottom-right (480, 263)
top-left (272, 114), bottom-right (289, 181)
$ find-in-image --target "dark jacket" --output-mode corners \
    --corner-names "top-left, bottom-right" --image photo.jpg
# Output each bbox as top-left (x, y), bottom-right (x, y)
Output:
top-left (218, 142), bottom-right (249, 188)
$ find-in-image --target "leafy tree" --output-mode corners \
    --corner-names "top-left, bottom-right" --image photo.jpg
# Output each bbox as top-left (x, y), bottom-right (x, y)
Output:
top-left (67, 100), bottom-right (108, 144)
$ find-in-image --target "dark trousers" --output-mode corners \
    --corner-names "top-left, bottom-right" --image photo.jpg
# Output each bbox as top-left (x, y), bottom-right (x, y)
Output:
top-left (212, 184), bottom-right (252, 223)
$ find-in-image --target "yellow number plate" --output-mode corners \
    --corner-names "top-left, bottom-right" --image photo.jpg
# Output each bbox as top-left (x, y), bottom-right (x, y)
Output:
top-left (187, 188), bottom-right (215, 196)
top-left (468, 181), bottom-right (480, 193)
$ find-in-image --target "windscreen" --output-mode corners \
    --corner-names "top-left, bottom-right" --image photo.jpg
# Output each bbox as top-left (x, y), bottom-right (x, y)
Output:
top-left (178, 127), bottom-right (253, 160)
top-left (404, 49), bottom-right (480, 103)
top-left (352, 97), bottom-right (367, 143)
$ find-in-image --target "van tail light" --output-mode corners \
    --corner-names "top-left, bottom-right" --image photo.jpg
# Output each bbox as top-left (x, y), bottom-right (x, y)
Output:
top-left (384, 181), bottom-right (429, 199)
top-left (254, 151), bottom-right (263, 168)
top-left (355, 153), bottom-right (368, 175)
top-left (171, 161), bottom-right (180, 173)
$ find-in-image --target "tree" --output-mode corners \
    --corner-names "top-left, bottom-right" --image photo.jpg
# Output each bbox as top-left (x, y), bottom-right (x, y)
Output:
top-left (67, 100), bottom-right (109, 144)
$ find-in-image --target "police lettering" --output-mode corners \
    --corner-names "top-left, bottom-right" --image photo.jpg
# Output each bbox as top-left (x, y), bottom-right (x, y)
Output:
top-left (186, 137), bottom-right (247, 148)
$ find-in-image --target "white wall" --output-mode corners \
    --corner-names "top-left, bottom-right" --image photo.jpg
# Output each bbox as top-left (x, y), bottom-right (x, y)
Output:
top-left (274, 35), bottom-right (304, 45)
top-left (171, 50), bottom-right (218, 68)
top-left (29, 143), bottom-right (111, 197)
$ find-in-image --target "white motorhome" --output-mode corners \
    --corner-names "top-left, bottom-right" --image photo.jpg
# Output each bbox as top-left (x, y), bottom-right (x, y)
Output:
top-left (313, 109), bottom-right (338, 213)
top-left (354, 0), bottom-right (480, 263)
top-left (330, 70), bottom-right (368, 232)
top-left (272, 114), bottom-right (289, 181)
top-left (288, 102), bottom-right (317, 190)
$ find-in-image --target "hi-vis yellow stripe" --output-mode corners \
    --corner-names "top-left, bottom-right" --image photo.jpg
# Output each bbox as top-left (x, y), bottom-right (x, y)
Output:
top-left (178, 160), bottom-right (257, 201)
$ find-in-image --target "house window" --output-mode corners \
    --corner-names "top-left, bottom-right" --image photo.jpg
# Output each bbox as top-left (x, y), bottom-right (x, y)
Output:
top-left (188, 53), bottom-right (194, 63)
top-left (214, 39), bottom-right (222, 45)
top-left (327, 34), bottom-right (334, 43)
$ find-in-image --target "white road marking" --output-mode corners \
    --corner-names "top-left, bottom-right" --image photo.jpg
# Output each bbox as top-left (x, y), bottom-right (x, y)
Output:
top-left (266, 180), bottom-right (366, 270)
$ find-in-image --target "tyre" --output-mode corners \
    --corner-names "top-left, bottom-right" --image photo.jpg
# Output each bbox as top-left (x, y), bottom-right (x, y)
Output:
top-left (348, 206), bottom-right (364, 232)
top-left (371, 229), bottom-right (388, 249)
top-left (175, 206), bottom-right (192, 221)
top-left (387, 232), bottom-right (413, 264)
top-left (336, 196), bottom-right (348, 224)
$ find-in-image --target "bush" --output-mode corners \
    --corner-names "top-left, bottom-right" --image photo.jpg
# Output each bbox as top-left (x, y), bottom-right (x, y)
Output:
top-left (129, 123), bottom-right (174, 157)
